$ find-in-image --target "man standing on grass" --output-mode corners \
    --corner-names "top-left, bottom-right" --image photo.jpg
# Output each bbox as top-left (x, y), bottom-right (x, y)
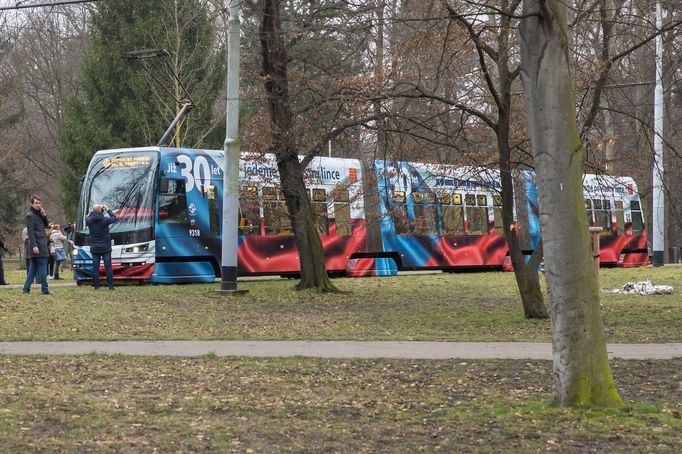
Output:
top-left (86, 203), bottom-right (117, 290)
top-left (22, 195), bottom-right (50, 295)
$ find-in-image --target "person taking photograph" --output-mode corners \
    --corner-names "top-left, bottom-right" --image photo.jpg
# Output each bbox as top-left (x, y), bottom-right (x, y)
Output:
top-left (86, 204), bottom-right (117, 290)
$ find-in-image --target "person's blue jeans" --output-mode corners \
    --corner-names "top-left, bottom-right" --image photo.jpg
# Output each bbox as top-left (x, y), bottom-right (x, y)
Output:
top-left (23, 256), bottom-right (49, 294)
top-left (91, 252), bottom-right (114, 289)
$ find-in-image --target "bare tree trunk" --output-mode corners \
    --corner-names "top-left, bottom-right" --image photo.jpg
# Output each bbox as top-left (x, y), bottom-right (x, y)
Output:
top-left (361, 0), bottom-right (387, 253)
top-left (260, 0), bottom-right (338, 292)
top-left (495, 3), bottom-right (547, 319)
top-left (444, 0), bottom-right (547, 318)
top-left (498, 115), bottom-right (547, 319)
top-left (520, 0), bottom-right (622, 407)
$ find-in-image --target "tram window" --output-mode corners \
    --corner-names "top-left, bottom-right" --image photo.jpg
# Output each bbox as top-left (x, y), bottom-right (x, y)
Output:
top-left (425, 193), bottom-right (436, 204)
top-left (465, 193), bottom-right (476, 206)
top-left (468, 207), bottom-right (488, 235)
top-left (413, 192), bottom-right (424, 203)
top-left (313, 203), bottom-right (329, 235)
top-left (239, 197), bottom-right (260, 236)
top-left (615, 200), bottom-right (625, 235)
top-left (477, 195), bottom-right (487, 206)
top-left (264, 201), bottom-right (292, 236)
top-left (332, 187), bottom-right (350, 203)
top-left (598, 200), bottom-right (612, 235)
top-left (391, 203), bottom-right (410, 235)
top-left (158, 179), bottom-right (188, 224)
top-left (334, 203), bottom-right (352, 236)
top-left (493, 207), bottom-right (504, 236)
top-left (311, 188), bottom-right (329, 235)
top-left (239, 186), bottom-right (260, 235)
top-left (592, 199), bottom-right (612, 234)
top-left (630, 201), bottom-right (644, 234)
top-left (208, 184), bottom-right (220, 237)
top-left (453, 194), bottom-right (462, 205)
top-left (312, 188), bottom-right (326, 202)
top-left (438, 193), bottom-right (451, 205)
top-left (241, 186), bottom-right (257, 199)
top-left (493, 195), bottom-right (502, 206)
top-left (441, 206), bottom-right (465, 235)
top-left (585, 200), bottom-right (593, 224)
top-left (390, 191), bottom-right (408, 234)
top-left (414, 204), bottom-right (438, 235)
top-left (263, 187), bottom-right (279, 200)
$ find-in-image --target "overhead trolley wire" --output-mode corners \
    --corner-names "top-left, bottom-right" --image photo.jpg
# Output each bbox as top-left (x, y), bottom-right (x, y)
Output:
top-left (0, 0), bottom-right (100, 11)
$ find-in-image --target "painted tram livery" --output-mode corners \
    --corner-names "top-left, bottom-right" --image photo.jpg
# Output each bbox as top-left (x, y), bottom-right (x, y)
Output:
top-left (71, 147), bottom-right (648, 284)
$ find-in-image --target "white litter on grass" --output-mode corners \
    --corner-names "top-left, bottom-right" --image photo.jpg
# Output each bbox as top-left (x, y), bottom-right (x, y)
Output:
top-left (611, 279), bottom-right (673, 295)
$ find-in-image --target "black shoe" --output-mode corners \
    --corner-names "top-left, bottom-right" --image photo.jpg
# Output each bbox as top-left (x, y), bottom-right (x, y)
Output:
top-left (42, 291), bottom-right (51, 295)
top-left (0, 282), bottom-right (9, 285)
top-left (23, 290), bottom-right (29, 294)
top-left (108, 286), bottom-right (115, 290)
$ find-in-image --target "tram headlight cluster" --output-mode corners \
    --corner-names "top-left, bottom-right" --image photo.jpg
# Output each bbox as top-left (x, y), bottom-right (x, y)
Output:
top-left (124, 243), bottom-right (149, 253)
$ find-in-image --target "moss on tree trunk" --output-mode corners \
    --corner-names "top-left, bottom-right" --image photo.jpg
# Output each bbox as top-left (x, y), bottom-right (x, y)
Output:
top-left (520, 0), bottom-right (622, 407)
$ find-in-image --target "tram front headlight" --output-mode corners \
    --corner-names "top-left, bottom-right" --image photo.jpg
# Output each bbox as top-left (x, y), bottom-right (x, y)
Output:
top-left (124, 243), bottom-right (149, 253)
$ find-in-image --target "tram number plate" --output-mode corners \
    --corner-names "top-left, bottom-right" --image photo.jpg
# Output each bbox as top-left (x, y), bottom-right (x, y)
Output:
top-left (189, 229), bottom-right (201, 237)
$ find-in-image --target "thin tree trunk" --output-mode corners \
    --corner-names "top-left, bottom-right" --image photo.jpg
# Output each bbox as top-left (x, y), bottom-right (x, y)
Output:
top-left (498, 101), bottom-right (547, 319)
top-left (361, 158), bottom-right (383, 252)
top-left (444, 0), bottom-right (547, 318)
top-left (496, 0), bottom-right (547, 319)
top-left (520, 0), bottom-right (622, 407)
top-left (361, 0), bottom-right (386, 253)
top-left (260, 0), bottom-right (339, 292)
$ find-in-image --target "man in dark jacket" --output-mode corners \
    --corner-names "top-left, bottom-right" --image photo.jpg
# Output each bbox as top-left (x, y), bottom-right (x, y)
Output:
top-left (86, 203), bottom-right (117, 290)
top-left (22, 195), bottom-right (50, 294)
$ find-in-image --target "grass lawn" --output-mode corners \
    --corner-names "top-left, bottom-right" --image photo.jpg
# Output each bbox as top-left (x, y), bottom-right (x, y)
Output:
top-left (0, 265), bottom-right (680, 342)
top-left (1, 263), bottom-right (680, 451)
top-left (0, 356), bottom-right (679, 452)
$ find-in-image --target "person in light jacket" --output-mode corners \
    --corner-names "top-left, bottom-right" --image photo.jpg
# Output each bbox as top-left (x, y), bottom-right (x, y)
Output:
top-left (86, 204), bottom-right (117, 290)
top-left (50, 224), bottom-right (71, 280)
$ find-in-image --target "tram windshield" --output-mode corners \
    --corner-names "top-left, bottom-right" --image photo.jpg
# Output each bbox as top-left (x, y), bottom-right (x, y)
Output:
top-left (77, 151), bottom-right (158, 236)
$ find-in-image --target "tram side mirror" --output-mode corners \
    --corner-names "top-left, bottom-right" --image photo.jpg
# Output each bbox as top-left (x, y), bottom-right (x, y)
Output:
top-left (159, 177), bottom-right (170, 194)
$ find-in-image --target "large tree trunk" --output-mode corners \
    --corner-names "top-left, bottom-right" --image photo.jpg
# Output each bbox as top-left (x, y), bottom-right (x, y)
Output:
top-left (520, 0), bottom-right (622, 406)
top-left (260, 0), bottom-right (338, 292)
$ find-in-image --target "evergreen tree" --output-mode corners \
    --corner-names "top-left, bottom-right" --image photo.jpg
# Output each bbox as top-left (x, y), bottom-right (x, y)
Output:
top-left (0, 31), bottom-right (29, 238)
top-left (60, 0), bottom-right (224, 217)
top-left (0, 163), bottom-right (28, 238)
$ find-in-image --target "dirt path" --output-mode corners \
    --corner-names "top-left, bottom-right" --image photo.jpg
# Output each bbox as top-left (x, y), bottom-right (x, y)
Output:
top-left (1, 340), bottom-right (681, 359)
